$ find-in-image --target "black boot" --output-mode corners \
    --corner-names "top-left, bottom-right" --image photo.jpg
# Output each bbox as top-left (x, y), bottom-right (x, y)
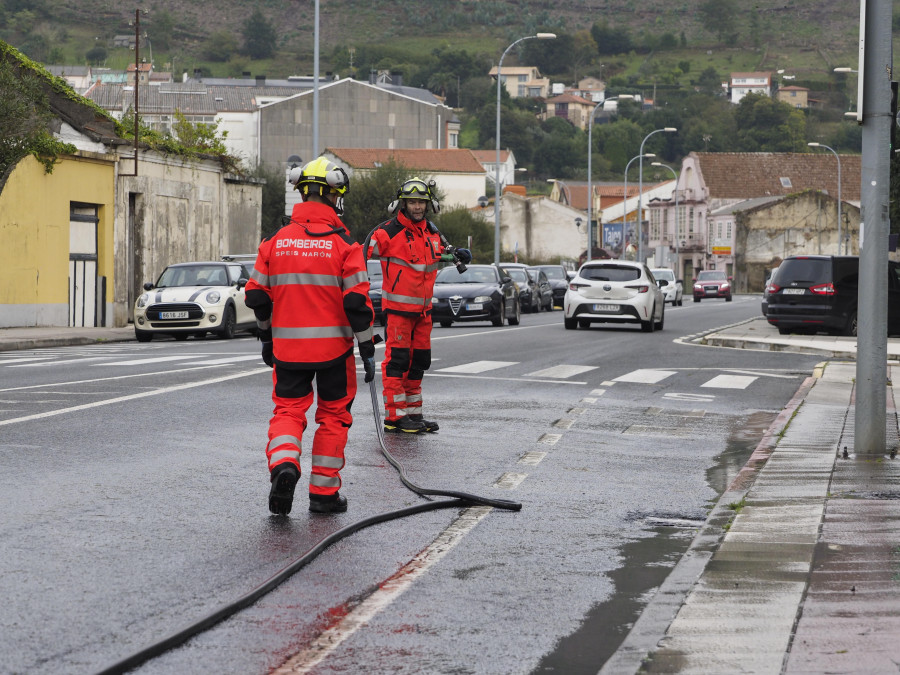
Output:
top-left (384, 415), bottom-right (426, 434)
top-left (268, 464), bottom-right (299, 516)
top-left (309, 491), bottom-right (348, 514)
top-left (408, 414), bottom-right (439, 432)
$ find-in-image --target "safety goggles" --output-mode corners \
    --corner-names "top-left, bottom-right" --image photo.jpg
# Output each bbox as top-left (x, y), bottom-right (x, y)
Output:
top-left (399, 181), bottom-right (430, 198)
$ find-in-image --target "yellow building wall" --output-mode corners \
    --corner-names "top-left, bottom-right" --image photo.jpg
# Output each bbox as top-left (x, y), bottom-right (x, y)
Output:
top-left (0, 153), bottom-right (116, 326)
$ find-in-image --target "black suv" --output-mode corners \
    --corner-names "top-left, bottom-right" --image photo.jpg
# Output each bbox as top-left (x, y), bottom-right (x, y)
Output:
top-left (765, 255), bottom-right (900, 336)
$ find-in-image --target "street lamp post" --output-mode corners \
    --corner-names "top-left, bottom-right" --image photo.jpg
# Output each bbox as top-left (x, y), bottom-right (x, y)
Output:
top-left (808, 142), bottom-right (843, 254)
top-left (651, 162), bottom-right (679, 277)
top-left (638, 127), bottom-right (677, 264)
top-left (586, 94), bottom-right (635, 264)
top-left (623, 153), bottom-right (655, 258)
top-left (546, 178), bottom-right (571, 205)
top-left (495, 32), bottom-right (556, 264)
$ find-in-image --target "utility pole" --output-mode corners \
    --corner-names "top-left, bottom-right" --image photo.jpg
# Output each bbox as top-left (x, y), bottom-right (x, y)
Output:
top-left (855, 0), bottom-right (892, 454)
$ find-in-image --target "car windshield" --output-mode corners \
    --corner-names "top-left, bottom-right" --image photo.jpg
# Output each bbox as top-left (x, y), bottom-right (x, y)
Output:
top-left (156, 264), bottom-right (229, 287)
top-left (697, 270), bottom-right (727, 281)
top-left (777, 258), bottom-right (832, 285)
top-left (652, 269), bottom-right (675, 281)
top-left (540, 266), bottom-right (566, 280)
top-left (436, 266), bottom-right (498, 284)
top-left (367, 260), bottom-right (382, 281)
top-left (506, 269), bottom-right (529, 284)
top-left (580, 265), bottom-right (641, 282)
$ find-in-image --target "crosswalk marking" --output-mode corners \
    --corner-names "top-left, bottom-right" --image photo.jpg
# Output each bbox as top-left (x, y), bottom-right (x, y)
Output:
top-left (525, 364), bottom-right (597, 378)
top-left (435, 360), bottom-right (517, 374)
top-left (8, 356), bottom-right (117, 367)
top-left (95, 354), bottom-right (264, 367)
top-left (91, 355), bottom-right (200, 366)
top-left (614, 369), bottom-right (677, 384)
top-left (701, 374), bottom-right (757, 389)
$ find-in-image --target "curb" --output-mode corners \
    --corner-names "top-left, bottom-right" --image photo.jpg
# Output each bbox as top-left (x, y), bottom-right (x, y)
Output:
top-left (599, 370), bottom-right (820, 674)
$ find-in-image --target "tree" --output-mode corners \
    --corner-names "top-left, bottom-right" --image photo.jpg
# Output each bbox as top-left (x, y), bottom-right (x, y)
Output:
top-left (0, 55), bottom-right (74, 175)
top-left (171, 110), bottom-right (228, 155)
top-left (253, 163), bottom-right (290, 240)
top-left (203, 31), bottom-right (238, 62)
top-left (151, 10), bottom-right (176, 51)
top-left (699, 0), bottom-right (739, 43)
top-left (341, 161), bottom-right (415, 244)
top-left (85, 43), bottom-right (107, 66)
top-left (590, 21), bottom-right (633, 56)
top-left (433, 207), bottom-right (494, 264)
top-left (242, 8), bottom-right (277, 60)
top-left (734, 93), bottom-right (806, 152)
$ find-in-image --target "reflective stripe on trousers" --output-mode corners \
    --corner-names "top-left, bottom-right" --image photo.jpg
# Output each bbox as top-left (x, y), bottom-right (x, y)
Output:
top-left (382, 312), bottom-right (431, 420)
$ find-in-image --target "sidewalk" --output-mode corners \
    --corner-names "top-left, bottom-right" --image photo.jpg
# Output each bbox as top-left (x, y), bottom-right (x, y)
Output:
top-left (4, 319), bottom-right (900, 673)
top-left (604, 320), bottom-right (900, 674)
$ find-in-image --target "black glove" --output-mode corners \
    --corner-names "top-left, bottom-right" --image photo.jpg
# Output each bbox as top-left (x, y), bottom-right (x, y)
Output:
top-left (261, 341), bottom-right (273, 368)
top-left (455, 248), bottom-right (472, 265)
top-left (359, 340), bottom-right (376, 382)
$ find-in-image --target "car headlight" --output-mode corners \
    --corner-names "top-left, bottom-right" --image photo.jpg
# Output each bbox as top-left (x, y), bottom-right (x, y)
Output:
top-left (136, 293), bottom-right (149, 308)
top-left (473, 295), bottom-right (491, 303)
top-left (205, 290), bottom-right (221, 304)
top-left (722, 283), bottom-right (731, 290)
top-left (431, 297), bottom-right (439, 304)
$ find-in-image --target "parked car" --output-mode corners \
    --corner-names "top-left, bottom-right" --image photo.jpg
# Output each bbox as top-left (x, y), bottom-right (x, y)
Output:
top-left (133, 261), bottom-right (256, 341)
top-left (765, 255), bottom-right (900, 336)
top-left (502, 266), bottom-right (540, 313)
top-left (221, 253), bottom-right (257, 279)
top-left (761, 265), bottom-right (780, 316)
top-left (531, 264), bottom-right (569, 308)
top-left (564, 260), bottom-right (665, 332)
top-left (431, 264), bottom-right (520, 327)
top-left (650, 268), bottom-right (683, 306)
top-left (526, 267), bottom-right (554, 311)
top-left (367, 259), bottom-right (385, 325)
top-left (692, 270), bottom-right (732, 302)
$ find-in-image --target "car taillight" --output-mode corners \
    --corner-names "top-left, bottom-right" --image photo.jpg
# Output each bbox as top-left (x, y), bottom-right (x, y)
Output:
top-left (625, 284), bottom-right (650, 293)
top-left (809, 282), bottom-right (835, 296)
top-left (765, 282), bottom-right (780, 294)
top-left (569, 282), bottom-right (589, 291)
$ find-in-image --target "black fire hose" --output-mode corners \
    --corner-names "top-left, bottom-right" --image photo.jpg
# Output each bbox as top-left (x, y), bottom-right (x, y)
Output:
top-left (97, 380), bottom-right (519, 675)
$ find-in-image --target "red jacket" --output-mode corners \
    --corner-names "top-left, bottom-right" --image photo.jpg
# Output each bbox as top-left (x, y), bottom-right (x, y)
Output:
top-left (369, 212), bottom-right (443, 316)
top-left (245, 201), bottom-right (374, 368)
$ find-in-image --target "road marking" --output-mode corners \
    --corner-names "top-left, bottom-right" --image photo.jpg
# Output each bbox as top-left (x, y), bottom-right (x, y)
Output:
top-left (539, 433), bottom-right (562, 445)
top-left (435, 360), bottom-right (517, 374)
top-left (0, 369), bottom-right (265, 426)
top-left (701, 374), bottom-right (757, 389)
top-left (601, 381), bottom-right (617, 387)
top-left (0, 356), bottom-right (56, 365)
top-left (8, 356), bottom-right (117, 367)
top-left (554, 419), bottom-right (574, 429)
top-left (94, 354), bottom-right (264, 367)
top-left (429, 373), bottom-right (586, 385)
top-left (272, 505), bottom-right (494, 675)
top-left (494, 472), bottom-right (527, 489)
top-left (664, 392), bottom-right (715, 402)
top-left (568, 407), bottom-right (586, 415)
top-left (89, 355), bottom-right (200, 366)
top-left (590, 389), bottom-right (607, 396)
top-left (525, 364), bottom-right (597, 378)
top-left (581, 397), bottom-right (597, 404)
top-left (519, 451), bottom-right (547, 465)
top-left (614, 369), bottom-right (677, 384)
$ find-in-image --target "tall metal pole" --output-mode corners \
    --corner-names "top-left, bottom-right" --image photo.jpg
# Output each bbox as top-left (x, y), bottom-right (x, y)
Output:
top-left (808, 143), bottom-right (842, 254)
top-left (638, 127), bottom-right (676, 264)
top-left (855, 0), bottom-right (892, 454)
top-left (587, 100), bottom-right (603, 263)
top-left (652, 162), bottom-right (679, 275)
top-left (623, 153), bottom-right (654, 259)
top-left (312, 0), bottom-right (320, 156)
top-left (494, 33), bottom-right (556, 264)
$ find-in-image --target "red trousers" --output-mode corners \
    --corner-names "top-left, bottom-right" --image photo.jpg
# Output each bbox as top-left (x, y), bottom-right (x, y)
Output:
top-left (382, 312), bottom-right (432, 420)
top-left (265, 353), bottom-right (356, 497)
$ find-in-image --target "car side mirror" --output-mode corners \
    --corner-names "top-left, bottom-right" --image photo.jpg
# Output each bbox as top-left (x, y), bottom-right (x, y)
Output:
top-left (501, 276), bottom-right (512, 284)
top-left (237, 279), bottom-right (247, 289)
top-left (658, 279), bottom-right (669, 287)
top-left (143, 282), bottom-right (153, 291)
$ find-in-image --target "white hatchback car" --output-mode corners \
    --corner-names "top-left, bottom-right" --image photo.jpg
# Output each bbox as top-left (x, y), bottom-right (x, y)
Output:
top-left (564, 260), bottom-right (665, 332)
top-left (133, 261), bottom-right (257, 342)
top-left (650, 268), bottom-right (683, 306)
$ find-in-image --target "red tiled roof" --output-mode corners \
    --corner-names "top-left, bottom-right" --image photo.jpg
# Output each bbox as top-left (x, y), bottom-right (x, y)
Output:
top-left (325, 148), bottom-right (486, 173)
top-left (470, 149), bottom-right (511, 163)
top-left (692, 152), bottom-right (861, 201)
top-left (546, 92), bottom-right (594, 105)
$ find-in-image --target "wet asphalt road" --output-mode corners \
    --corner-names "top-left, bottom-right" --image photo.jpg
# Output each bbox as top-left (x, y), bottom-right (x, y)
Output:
top-left (0, 297), bottom-right (824, 674)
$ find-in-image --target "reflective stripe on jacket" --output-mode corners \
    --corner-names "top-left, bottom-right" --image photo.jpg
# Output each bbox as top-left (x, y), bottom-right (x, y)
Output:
top-left (246, 201), bottom-right (373, 368)
top-left (369, 212), bottom-right (443, 316)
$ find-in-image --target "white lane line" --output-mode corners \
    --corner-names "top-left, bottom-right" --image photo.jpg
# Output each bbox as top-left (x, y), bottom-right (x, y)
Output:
top-left (525, 364), bottom-right (597, 378)
top-left (721, 368), bottom-right (797, 379)
top-left (613, 369), bottom-right (677, 384)
top-left (429, 373), bottom-right (586, 385)
top-left (539, 433), bottom-right (562, 445)
top-left (8, 356), bottom-right (117, 367)
top-left (90, 355), bottom-right (201, 366)
top-left (664, 392), bottom-right (715, 402)
top-left (0, 356), bottom-right (56, 365)
top-left (271, 506), bottom-right (494, 675)
top-left (519, 451), bottom-right (547, 466)
top-left (94, 354), bottom-right (265, 367)
top-left (590, 389), bottom-right (607, 396)
top-left (494, 472), bottom-right (527, 489)
top-left (435, 360), bottom-right (517, 374)
top-left (0, 369), bottom-right (265, 426)
top-left (701, 374), bottom-right (757, 389)
top-left (601, 381), bottom-right (617, 387)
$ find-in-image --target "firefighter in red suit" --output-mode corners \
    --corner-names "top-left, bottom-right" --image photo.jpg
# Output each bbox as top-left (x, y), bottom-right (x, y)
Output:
top-left (245, 157), bottom-right (376, 516)
top-left (367, 178), bottom-right (472, 434)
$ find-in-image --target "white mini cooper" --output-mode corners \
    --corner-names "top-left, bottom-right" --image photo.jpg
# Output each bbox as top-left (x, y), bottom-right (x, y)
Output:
top-left (133, 261), bottom-right (257, 342)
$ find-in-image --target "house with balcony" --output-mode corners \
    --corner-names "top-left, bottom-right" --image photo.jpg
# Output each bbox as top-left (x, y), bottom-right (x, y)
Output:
top-left (729, 72), bottom-right (773, 104)
top-left (645, 152), bottom-right (861, 284)
top-left (488, 65), bottom-right (551, 98)
top-left (542, 92), bottom-right (596, 130)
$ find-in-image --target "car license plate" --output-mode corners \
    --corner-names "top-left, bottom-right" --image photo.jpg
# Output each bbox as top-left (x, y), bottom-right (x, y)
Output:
top-left (782, 288), bottom-right (805, 295)
top-left (160, 311), bottom-right (189, 319)
top-left (465, 303), bottom-right (483, 311)
top-left (705, 288), bottom-right (717, 294)
top-left (593, 303), bottom-right (617, 312)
